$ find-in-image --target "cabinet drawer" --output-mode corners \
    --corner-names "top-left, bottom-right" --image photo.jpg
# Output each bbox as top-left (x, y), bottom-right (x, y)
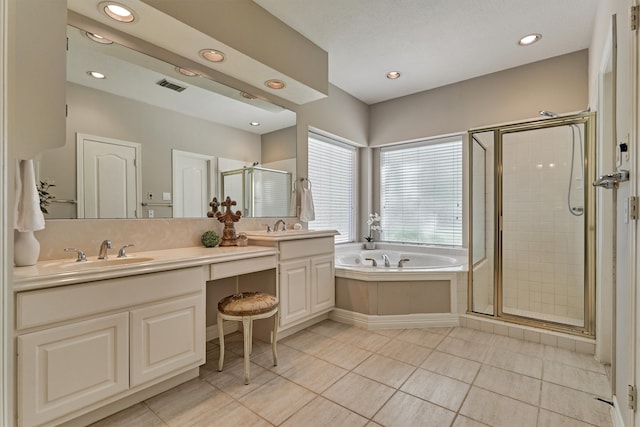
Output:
top-left (279, 237), bottom-right (334, 261)
top-left (18, 313), bottom-right (129, 427)
top-left (209, 255), bottom-right (276, 280)
top-left (17, 267), bottom-right (204, 330)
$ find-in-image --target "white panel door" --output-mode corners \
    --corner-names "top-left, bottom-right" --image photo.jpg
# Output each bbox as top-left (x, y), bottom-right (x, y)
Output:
top-left (130, 295), bottom-right (205, 387)
top-left (172, 150), bottom-right (215, 218)
top-left (311, 255), bottom-right (335, 313)
top-left (279, 259), bottom-right (311, 326)
top-left (77, 134), bottom-right (141, 219)
top-left (18, 313), bottom-right (129, 427)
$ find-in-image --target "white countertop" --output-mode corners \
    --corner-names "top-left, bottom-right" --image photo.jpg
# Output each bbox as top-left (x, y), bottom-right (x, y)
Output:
top-left (245, 229), bottom-right (338, 241)
top-left (14, 245), bottom-right (278, 291)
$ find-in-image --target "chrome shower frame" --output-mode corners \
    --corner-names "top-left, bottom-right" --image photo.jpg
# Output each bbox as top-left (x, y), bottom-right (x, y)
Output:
top-left (467, 112), bottom-right (597, 337)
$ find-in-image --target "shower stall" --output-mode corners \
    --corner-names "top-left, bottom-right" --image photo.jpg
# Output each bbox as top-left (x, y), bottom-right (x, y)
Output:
top-left (221, 166), bottom-right (293, 217)
top-left (468, 112), bottom-right (596, 336)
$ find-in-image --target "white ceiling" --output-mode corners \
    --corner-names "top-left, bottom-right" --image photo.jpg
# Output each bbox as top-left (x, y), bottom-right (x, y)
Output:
top-left (254, 0), bottom-right (599, 105)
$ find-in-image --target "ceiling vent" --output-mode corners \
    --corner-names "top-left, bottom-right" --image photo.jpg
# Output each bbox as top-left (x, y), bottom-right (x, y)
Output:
top-left (157, 79), bottom-right (187, 92)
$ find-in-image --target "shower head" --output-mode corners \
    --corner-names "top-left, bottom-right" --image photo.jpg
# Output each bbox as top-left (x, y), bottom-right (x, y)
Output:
top-left (539, 110), bottom-right (558, 117)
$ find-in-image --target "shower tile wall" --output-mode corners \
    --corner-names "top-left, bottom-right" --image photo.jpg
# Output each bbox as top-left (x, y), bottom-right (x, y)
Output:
top-left (502, 127), bottom-right (584, 325)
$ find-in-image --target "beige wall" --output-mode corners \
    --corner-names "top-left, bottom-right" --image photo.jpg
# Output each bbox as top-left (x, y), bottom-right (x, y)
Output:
top-left (369, 50), bottom-right (589, 146)
top-left (261, 126), bottom-right (296, 164)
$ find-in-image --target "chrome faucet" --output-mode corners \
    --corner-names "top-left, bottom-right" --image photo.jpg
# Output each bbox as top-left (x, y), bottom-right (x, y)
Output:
top-left (273, 219), bottom-right (286, 232)
top-left (98, 240), bottom-right (112, 260)
top-left (398, 258), bottom-right (410, 268)
top-left (117, 244), bottom-right (134, 258)
top-left (364, 257), bottom-right (378, 267)
top-left (382, 254), bottom-right (391, 267)
top-left (64, 247), bottom-right (87, 262)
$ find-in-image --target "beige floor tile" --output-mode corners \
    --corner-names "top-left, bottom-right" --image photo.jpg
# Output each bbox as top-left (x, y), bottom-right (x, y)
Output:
top-left (238, 376), bottom-right (316, 425)
top-left (543, 346), bottom-right (606, 374)
top-left (396, 328), bottom-right (447, 348)
top-left (281, 330), bottom-right (336, 356)
top-left (281, 396), bottom-right (368, 427)
top-left (537, 409), bottom-right (602, 427)
top-left (202, 401), bottom-right (273, 427)
top-left (200, 345), bottom-right (244, 373)
top-left (281, 356), bottom-right (348, 393)
top-left (452, 415), bottom-right (491, 427)
top-left (492, 334), bottom-right (545, 358)
top-left (425, 326), bottom-right (454, 336)
top-left (202, 362), bottom-right (278, 399)
top-left (252, 343), bottom-right (313, 374)
top-left (543, 360), bottom-right (611, 397)
top-left (377, 338), bottom-right (433, 366)
top-left (373, 391), bottom-right (456, 427)
top-left (145, 379), bottom-right (234, 427)
top-left (460, 387), bottom-right (538, 427)
top-left (372, 328), bottom-right (405, 338)
top-left (90, 403), bottom-right (166, 427)
top-left (315, 340), bottom-right (373, 370)
top-left (449, 327), bottom-right (496, 344)
top-left (421, 350), bottom-right (481, 383)
top-left (483, 347), bottom-right (543, 378)
top-left (540, 382), bottom-right (613, 426)
top-left (436, 336), bottom-right (490, 362)
top-left (337, 327), bottom-right (392, 352)
top-left (353, 354), bottom-right (415, 388)
top-left (400, 368), bottom-right (470, 411)
top-left (307, 319), bottom-right (354, 339)
top-left (323, 372), bottom-right (395, 418)
top-left (474, 365), bottom-right (541, 406)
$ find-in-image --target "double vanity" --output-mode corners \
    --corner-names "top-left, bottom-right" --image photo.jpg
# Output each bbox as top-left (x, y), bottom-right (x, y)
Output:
top-left (13, 230), bottom-right (337, 427)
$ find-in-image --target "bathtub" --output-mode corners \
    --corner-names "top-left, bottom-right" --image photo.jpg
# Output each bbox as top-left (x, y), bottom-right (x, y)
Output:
top-left (331, 243), bottom-right (468, 330)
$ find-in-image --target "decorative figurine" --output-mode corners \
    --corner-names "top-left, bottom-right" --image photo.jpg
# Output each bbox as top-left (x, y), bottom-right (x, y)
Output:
top-left (209, 196), bottom-right (241, 246)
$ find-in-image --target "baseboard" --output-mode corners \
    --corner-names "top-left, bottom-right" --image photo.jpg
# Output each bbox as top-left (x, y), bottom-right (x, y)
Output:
top-left (329, 308), bottom-right (460, 329)
top-left (611, 395), bottom-right (626, 427)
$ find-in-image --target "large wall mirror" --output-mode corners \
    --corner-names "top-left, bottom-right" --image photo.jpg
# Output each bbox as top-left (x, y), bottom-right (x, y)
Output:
top-left (37, 25), bottom-right (297, 219)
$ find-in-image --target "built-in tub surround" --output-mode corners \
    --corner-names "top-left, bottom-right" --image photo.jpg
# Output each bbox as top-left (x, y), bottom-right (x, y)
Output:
top-left (332, 243), bottom-right (468, 329)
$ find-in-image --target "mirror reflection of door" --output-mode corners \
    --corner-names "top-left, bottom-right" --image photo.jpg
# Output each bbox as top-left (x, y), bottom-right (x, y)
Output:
top-left (77, 133), bottom-right (141, 219)
top-left (172, 150), bottom-right (216, 218)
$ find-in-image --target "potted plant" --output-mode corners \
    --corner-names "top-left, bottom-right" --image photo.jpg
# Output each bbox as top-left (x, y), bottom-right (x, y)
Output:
top-left (365, 212), bottom-right (381, 249)
top-left (37, 180), bottom-right (56, 214)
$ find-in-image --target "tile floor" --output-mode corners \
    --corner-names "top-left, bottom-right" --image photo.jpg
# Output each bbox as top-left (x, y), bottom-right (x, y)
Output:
top-left (91, 320), bottom-right (613, 427)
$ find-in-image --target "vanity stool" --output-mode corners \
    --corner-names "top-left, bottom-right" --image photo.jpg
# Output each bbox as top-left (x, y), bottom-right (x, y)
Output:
top-left (217, 292), bottom-right (279, 384)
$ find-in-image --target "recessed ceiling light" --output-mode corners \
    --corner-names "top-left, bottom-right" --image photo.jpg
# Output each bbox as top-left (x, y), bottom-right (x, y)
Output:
top-left (200, 49), bottom-right (225, 63)
top-left (87, 71), bottom-right (106, 79)
top-left (100, 2), bottom-right (135, 23)
top-left (518, 33), bottom-right (542, 46)
top-left (250, 122), bottom-right (261, 126)
top-left (387, 71), bottom-right (401, 79)
top-left (176, 67), bottom-right (198, 77)
top-left (84, 31), bottom-right (113, 44)
top-left (265, 79), bottom-right (285, 89)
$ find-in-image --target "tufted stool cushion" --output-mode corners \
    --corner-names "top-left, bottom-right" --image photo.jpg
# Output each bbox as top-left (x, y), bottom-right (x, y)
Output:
top-left (217, 291), bottom-right (279, 384)
top-left (218, 292), bottom-right (279, 316)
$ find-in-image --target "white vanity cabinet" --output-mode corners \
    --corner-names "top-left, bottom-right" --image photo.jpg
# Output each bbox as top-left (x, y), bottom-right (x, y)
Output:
top-left (247, 233), bottom-right (337, 330)
top-left (15, 267), bottom-right (205, 427)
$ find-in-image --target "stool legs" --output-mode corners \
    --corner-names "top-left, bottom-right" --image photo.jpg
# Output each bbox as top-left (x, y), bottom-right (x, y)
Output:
top-left (217, 312), bottom-right (225, 372)
top-left (242, 318), bottom-right (252, 384)
top-left (272, 310), bottom-right (279, 367)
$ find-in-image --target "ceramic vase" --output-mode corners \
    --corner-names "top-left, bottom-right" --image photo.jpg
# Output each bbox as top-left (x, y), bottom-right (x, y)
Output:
top-left (365, 242), bottom-right (375, 250)
top-left (14, 230), bottom-right (40, 266)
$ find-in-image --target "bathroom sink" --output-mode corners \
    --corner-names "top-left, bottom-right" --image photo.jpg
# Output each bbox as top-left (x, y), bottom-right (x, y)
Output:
top-left (44, 257), bottom-right (155, 271)
top-left (247, 229), bottom-right (318, 236)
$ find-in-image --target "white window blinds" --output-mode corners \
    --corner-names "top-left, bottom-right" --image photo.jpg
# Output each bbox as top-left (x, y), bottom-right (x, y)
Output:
top-left (308, 133), bottom-right (356, 244)
top-left (380, 137), bottom-right (463, 246)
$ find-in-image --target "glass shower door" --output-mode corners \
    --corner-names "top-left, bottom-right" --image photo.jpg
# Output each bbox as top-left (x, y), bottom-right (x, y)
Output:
top-left (501, 124), bottom-right (585, 327)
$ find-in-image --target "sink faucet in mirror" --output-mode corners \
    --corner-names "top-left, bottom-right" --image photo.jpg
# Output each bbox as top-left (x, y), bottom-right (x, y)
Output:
top-left (98, 240), bottom-right (112, 260)
top-left (273, 219), bottom-right (287, 232)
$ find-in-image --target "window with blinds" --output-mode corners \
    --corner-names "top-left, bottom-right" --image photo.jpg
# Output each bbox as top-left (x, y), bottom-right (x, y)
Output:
top-left (380, 136), bottom-right (463, 246)
top-left (308, 132), bottom-right (356, 244)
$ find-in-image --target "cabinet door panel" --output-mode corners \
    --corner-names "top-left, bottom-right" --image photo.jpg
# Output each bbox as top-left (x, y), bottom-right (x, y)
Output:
top-left (311, 255), bottom-right (335, 313)
top-left (279, 259), bottom-right (311, 325)
top-left (18, 313), bottom-right (129, 427)
top-left (130, 295), bottom-right (205, 386)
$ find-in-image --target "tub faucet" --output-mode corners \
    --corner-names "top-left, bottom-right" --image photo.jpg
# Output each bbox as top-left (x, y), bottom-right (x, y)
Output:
top-left (381, 254), bottom-right (391, 267)
top-left (98, 240), bottom-right (112, 260)
top-left (398, 258), bottom-right (410, 268)
top-left (273, 219), bottom-right (286, 232)
top-left (364, 257), bottom-right (378, 267)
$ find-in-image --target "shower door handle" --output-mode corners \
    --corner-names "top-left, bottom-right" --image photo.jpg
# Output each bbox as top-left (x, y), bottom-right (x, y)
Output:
top-left (593, 170), bottom-right (629, 189)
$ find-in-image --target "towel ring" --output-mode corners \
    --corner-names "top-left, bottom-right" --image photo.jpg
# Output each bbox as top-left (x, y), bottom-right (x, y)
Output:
top-left (301, 178), bottom-right (312, 190)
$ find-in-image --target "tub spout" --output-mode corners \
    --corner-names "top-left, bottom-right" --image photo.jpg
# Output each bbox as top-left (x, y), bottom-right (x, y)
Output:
top-left (382, 254), bottom-right (391, 267)
top-left (398, 258), bottom-right (410, 268)
top-left (364, 257), bottom-right (378, 267)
